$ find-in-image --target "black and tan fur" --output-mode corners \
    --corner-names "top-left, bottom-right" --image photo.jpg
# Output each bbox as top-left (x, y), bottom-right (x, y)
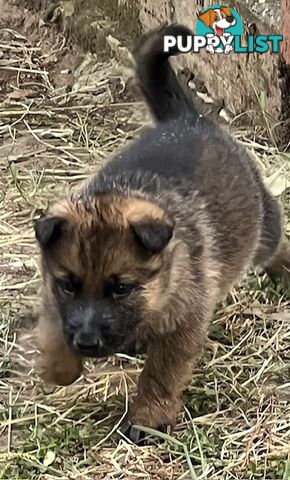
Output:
top-left (34, 25), bottom-right (290, 443)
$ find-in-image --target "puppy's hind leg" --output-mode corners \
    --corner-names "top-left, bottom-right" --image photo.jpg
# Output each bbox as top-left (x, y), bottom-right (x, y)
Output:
top-left (264, 237), bottom-right (290, 279)
top-left (254, 190), bottom-right (290, 280)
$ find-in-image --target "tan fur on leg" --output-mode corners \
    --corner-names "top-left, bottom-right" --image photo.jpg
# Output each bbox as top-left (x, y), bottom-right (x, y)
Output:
top-left (36, 309), bottom-right (83, 386)
top-left (265, 237), bottom-right (290, 279)
top-left (129, 326), bottom-right (206, 429)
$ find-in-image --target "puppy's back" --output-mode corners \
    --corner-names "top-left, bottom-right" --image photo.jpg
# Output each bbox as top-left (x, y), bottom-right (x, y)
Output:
top-left (94, 25), bottom-right (264, 206)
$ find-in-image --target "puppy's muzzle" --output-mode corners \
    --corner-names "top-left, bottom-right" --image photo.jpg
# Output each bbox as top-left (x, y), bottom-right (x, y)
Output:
top-left (73, 330), bottom-right (104, 355)
top-left (67, 304), bottom-right (116, 357)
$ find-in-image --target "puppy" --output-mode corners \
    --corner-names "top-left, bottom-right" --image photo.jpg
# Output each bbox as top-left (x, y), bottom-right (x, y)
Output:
top-left (198, 7), bottom-right (236, 37)
top-left (34, 25), bottom-right (290, 443)
top-left (198, 7), bottom-right (236, 54)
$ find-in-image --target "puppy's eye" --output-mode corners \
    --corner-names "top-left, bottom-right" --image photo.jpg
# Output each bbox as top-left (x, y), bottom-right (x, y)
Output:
top-left (57, 279), bottom-right (75, 296)
top-left (105, 279), bottom-right (138, 299)
top-left (113, 283), bottom-right (136, 296)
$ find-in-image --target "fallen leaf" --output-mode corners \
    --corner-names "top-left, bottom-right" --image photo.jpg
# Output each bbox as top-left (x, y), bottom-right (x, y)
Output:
top-left (264, 169), bottom-right (289, 197)
top-left (43, 450), bottom-right (56, 467)
top-left (8, 89), bottom-right (33, 99)
top-left (243, 308), bottom-right (290, 322)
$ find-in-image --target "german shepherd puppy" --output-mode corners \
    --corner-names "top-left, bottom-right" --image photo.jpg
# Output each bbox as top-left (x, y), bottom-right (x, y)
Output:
top-left (34, 25), bottom-right (290, 443)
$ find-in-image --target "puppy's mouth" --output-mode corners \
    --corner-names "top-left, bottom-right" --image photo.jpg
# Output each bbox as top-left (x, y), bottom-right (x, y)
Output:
top-left (215, 17), bottom-right (236, 35)
top-left (67, 332), bottom-right (145, 358)
top-left (71, 335), bottom-right (122, 358)
top-left (215, 25), bottom-right (224, 36)
top-left (73, 341), bottom-right (112, 358)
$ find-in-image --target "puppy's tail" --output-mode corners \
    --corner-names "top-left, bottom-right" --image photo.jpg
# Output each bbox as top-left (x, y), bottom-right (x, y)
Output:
top-left (133, 24), bottom-right (198, 123)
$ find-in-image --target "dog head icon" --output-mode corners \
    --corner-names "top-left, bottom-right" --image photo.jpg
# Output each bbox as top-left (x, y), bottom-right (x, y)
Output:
top-left (198, 6), bottom-right (236, 36)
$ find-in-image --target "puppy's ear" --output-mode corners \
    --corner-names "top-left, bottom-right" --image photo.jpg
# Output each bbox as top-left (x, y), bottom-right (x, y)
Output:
top-left (221, 7), bottom-right (232, 17)
top-left (198, 10), bottom-right (213, 27)
top-left (124, 198), bottom-right (174, 253)
top-left (131, 219), bottom-right (173, 253)
top-left (34, 216), bottom-right (65, 248)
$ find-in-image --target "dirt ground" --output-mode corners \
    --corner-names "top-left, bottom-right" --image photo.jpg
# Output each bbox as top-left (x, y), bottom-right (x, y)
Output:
top-left (1, 2), bottom-right (290, 480)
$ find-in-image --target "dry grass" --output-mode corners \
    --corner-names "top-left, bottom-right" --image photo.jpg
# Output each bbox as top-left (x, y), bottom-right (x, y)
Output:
top-left (1, 9), bottom-right (290, 480)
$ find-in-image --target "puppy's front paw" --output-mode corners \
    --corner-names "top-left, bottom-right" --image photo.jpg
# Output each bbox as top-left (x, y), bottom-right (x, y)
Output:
top-left (120, 398), bottom-right (180, 444)
top-left (120, 418), bottom-right (173, 445)
top-left (205, 45), bottom-right (215, 55)
top-left (36, 349), bottom-right (83, 386)
top-left (120, 420), bottom-right (146, 445)
top-left (224, 44), bottom-right (233, 54)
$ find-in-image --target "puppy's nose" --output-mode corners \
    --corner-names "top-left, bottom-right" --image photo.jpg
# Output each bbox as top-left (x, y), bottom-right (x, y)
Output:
top-left (226, 15), bottom-right (235, 23)
top-left (73, 331), bottom-right (102, 352)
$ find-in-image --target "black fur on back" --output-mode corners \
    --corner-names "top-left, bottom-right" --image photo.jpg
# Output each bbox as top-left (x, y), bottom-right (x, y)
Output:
top-left (133, 24), bottom-right (198, 123)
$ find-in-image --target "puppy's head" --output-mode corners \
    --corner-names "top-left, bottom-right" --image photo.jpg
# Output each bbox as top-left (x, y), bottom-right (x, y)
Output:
top-left (198, 7), bottom-right (236, 30)
top-left (34, 194), bottom-right (175, 358)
